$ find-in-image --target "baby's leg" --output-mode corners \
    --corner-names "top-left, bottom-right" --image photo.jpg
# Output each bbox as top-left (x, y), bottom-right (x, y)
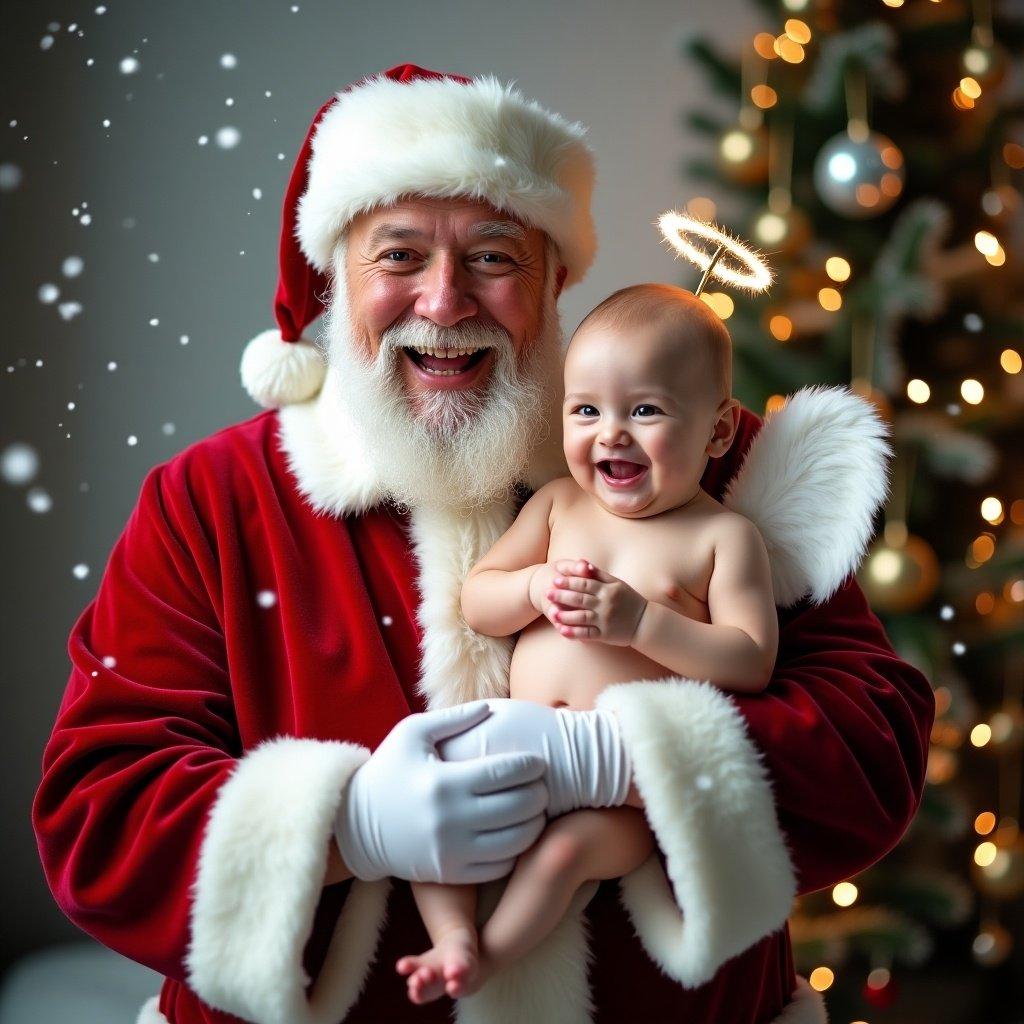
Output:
top-left (475, 807), bottom-right (654, 985)
top-left (397, 882), bottom-right (480, 1003)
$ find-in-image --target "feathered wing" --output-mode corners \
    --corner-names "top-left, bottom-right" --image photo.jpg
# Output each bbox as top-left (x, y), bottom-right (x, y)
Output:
top-left (723, 385), bottom-right (893, 607)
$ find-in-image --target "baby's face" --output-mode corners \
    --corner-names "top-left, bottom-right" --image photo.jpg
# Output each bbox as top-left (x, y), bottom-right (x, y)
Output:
top-left (562, 323), bottom-right (724, 518)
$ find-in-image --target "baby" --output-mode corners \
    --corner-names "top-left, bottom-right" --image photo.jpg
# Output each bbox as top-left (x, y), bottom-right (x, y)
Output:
top-left (396, 282), bottom-right (779, 1004)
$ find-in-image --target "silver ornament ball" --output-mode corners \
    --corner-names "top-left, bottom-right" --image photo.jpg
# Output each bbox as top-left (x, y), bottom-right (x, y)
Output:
top-left (813, 130), bottom-right (905, 219)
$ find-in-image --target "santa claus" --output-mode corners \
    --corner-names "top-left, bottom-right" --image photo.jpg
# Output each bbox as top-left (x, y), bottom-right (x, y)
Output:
top-left (33, 64), bottom-right (935, 1024)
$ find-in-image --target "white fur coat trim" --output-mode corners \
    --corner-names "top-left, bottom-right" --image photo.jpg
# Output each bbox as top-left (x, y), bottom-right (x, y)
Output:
top-left (296, 74), bottom-right (597, 286)
top-left (136, 972), bottom-right (826, 1024)
top-left (186, 736), bottom-right (392, 1024)
top-left (596, 680), bottom-right (796, 988)
top-left (724, 385), bottom-right (892, 607)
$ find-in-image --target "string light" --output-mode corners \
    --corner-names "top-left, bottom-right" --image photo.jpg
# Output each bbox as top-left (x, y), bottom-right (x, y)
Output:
top-left (825, 256), bottom-right (851, 281)
top-left (971, 723), bottom-right (992, 747)
top-left (774, 36), bottom-right (805, 63)
top-left (769, 314), bottom-right (793, 341)
top-left (971, 533), bottom-right (996, 562)
top-left (907, 379), bottom-right (930, 403)
top-left (960, 76), bottom-right (983, 99)
top-left (809, 967), bottom-right (834, 991)
top-left (975, 811), bottom-right (997, 835)
top-left (961, 379), bottom-right (985, 404)
top-left (751, 84), bottom-right (778, 109)
top-left (832, 882), bottom-right (858, 906)
top-left (975, 230), bottom-right (999, 256)
top-left (980, 497), bottom-right (1003, 523)
top-left (784, 19), bottom-right (811, 44)
top-left (753, 32), bottom-right (778, 60)
top-left (1001, 349), bottom-right (1023, 373)
top-left (953, 87), bottom-right (976, 111)
top-left (1003, 143), bottom-right (1024, 169)
top-left (975, 592), bottom-right (995, 614)
top-left (975, 841), bottom-right (997, 867)
top-left (818, 287), bottom-right (842, 311)
top-left (765, 394), bottom-right (787, 415)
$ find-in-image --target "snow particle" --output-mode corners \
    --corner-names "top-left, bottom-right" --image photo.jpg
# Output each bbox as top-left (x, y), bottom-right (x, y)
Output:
top-left (1, 443), bottom-right (40, 486)
top-left (40, 35), bottom-right (55, 51)
top-left (86, 58), bottom-right (95, 67)
top-left (27, 488), bottom-right (53, 514)
top-left (161, 422), bottom-right (176, 435)
top-left (102, 655), bottom-right (117, 669)
top-left (252, 187), bottom-right (262, 199)
top-left (220, 53), bottom-right (237, 69)
top-left (67, 401), bottom-right (76, 410)
top-left (95, 5), bottom-right (107, 14)
top-left (939, 605), bottom-right (955, 621)
top-left (264, 90), bottom-right (272, 98)
top-left (276, 152), bottom-right (285, 160)
top-left (62, 255), bottom-right (84, 277)
top-left (381, 615), bottom-right (393, 626)
top-left (102, 118), bottom-right (111, 128)
top-left (119, 56), bottom-right (140, 75)
top-left (963, 313), bottom-right (983, 333)
top-left (256, 589), bottom-right (278, 608)
top-left (72, 563), bottom-right (90, 580)
top-left (290, 4), bottom-right (299, 11)
top-left (0, 163), bottom-right (22, 191)
top-left (147, 252), bottom-right (160, 263)
top-left (197, 134), bottom-right (209, 146)
top-left (225, 97), bottom-right (234, 107)
top-left (148, 317), bottom-right (159, 326)
top-left (35, 359), bottom-right (43, 368)
top-left (58, 301), bottom-right (83, 321)
top-left (38, 283), bottom-right (60, 304)
top-left (179, 334), bottom-right (189, 345)
top-left (952, 641), bottom-right (966, 656)
top-left (80, 212), bottom-right (92, 225)
top-left (215, 125), bottom-right (241, 149)
top-left (107, 360), bottom-right (117, 371)
top-left (126, 435), bottom-right (138, 446)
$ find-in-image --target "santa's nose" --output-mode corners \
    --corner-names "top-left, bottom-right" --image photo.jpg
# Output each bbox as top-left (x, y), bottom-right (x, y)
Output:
top-left (413, 253), bottom-right (478, 327)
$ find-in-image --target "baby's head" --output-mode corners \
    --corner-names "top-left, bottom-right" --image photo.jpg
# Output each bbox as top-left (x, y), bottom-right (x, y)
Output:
top-left (562, 282), bottom-right (741, 518)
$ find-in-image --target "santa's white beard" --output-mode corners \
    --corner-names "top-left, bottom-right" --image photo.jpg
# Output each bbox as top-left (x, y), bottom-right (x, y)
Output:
top-left (321, 279), bottom-right (564, 511)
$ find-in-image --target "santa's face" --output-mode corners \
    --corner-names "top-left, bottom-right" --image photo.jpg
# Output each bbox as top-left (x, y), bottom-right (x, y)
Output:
top-left (321, 197), bottom-right (568, 510)
top-left (344, 197), bottom-right (562, 419)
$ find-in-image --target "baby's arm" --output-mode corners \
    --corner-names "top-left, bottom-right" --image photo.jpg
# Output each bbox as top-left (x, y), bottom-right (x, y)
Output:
top-left (460, 479), bottom-right (562, 637)
top-left (632, 514), bottom-right (778, 691)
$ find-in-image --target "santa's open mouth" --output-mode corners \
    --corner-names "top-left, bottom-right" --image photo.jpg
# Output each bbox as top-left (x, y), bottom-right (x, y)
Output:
top-left (403, 345), bottom-right (491, 377)
top-left (596, 460), bottom-right (649, 487)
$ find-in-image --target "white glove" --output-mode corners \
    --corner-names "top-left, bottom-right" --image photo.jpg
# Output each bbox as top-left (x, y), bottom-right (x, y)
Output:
top-left (437, 698), bottom-right (633, 817)
top-left (334, 700), bottom-right (548, 884)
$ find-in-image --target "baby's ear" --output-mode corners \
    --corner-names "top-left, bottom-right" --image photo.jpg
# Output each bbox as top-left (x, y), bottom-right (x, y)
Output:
top-left (706, 398), bottom-right (741, 457)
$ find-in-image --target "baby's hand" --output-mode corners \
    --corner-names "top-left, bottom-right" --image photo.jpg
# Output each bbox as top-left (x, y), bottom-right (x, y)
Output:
top-left (544, 559), bottom-right (648, 646)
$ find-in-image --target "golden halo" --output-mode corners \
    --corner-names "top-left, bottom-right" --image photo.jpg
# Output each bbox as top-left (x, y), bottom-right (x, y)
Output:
top-left (658, 211), bottom-right (773, 295)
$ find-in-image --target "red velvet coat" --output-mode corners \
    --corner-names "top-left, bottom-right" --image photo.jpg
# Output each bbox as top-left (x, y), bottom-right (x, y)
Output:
top-left (33, 378), bottom-right (934, 1024)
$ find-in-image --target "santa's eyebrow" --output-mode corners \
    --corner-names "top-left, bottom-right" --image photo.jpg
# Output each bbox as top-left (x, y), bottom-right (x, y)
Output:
top-left (469, 221), bottom-right (527, 242)
top-left (365, 224), bottom-right (425, 248)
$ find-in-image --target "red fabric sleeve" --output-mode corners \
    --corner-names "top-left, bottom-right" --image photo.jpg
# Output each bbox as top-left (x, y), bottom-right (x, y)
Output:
top-left (32, 463), bottom-right (238, 980)
top-left (739, 572), bottom-right (935, 897)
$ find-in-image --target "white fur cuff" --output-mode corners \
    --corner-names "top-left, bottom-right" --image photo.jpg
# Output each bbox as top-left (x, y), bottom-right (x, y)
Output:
top-left (597, 679), bottom-right (796, 988)
top-left (186, 737), bottom-right (370, 1024)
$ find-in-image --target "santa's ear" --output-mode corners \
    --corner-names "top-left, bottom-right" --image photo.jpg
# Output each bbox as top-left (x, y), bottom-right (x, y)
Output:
top-left (554, 264), bottom-right (569, 298)
top-left (706, 399), bottom-right (741, 458)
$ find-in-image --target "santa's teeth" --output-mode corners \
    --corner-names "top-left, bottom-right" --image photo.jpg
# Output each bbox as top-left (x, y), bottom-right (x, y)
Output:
top-left (408, 346), bottom-right (483, 359)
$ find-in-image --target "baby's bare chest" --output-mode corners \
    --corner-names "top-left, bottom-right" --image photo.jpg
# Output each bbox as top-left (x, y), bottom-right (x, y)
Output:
top-left (547, 503), bottom-right (715, 621)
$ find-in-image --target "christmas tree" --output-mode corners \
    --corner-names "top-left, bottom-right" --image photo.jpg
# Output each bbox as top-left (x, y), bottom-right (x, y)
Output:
top-left (681, 1), bottom-right (1024, 1020)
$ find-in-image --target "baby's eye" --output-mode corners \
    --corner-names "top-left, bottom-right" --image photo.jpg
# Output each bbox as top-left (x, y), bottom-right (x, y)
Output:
top-left (633, 404), bottom-right (662, 418)
top-left (573, 404), bottom-right (599, 417)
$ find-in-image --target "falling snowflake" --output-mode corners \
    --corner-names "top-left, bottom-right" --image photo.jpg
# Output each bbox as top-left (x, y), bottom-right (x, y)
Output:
top-left (107, 360), bottom-right (118, 371)
top-left (119, 56), bottom-right (140, 75)
top-left (27, 488), bottom-right (53, 513)
top-left (381, 615), bottom-right (393, 627)
top-left (197, 134), bottom-right (209, 146)
top-left (952, 641), bottom-right (966, 656)
top-left (40, 35), bottom-right (55, 51)
top-left (102, 655), bottom-right (117, 669)
top-left (225, 98), bottom-right (234, 107)
top-left (256, 590), bottom-right (277, 608)
top-left (72, 563), bottom-right (90, 580)
top-left (162, 422), bottom-right (176, 435)
top-left (148, 317), bottom-right (159, 326)
top-left (62, 255), bottom-right (84, 277)
top-left (127, 435), bottom-right (138, 446)
top-left (147, 252), bottom-right (159, 263)
top-left (179, 335), bottom-right (189, 345)
top-left (80, 213), bottom-right (92, 225)
top-left (220, 53), bottom-right (237, 69)
top-left (215, 126), bottom-right (241, 150)
top-left (1, 443), bottom-right (40, 486)
top-left (67, 401), bottom-right (76, 411)
top-left (58, 301), bottom-right (83, 321)
top-left (252, 187), bottom-right (262, 199)
top-left (0, 163), bottom-right (22, 191)
top-left (102, 118), bottom-right (111, 128)
top-left (38, 283), bottom-right (60, 304)
top-left (939, 605), bottom-right (955, 621)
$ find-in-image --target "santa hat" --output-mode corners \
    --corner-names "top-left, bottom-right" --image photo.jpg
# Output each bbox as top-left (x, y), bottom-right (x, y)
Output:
top-left (241, 63), bottom-right (597, 409)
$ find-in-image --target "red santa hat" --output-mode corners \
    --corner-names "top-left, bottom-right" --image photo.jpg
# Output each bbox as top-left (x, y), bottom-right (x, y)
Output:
top-left (241, 62), bottom-right (597, 409)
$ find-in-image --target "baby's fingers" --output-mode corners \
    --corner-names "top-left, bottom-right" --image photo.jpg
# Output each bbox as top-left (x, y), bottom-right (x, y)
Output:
top-left (556, 622), bottom-right (601, 640)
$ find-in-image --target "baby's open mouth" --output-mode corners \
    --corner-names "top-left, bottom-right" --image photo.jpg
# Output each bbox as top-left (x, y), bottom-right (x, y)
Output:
top-left (403, 345), bottom-right (490, 377)
top-left (596, 460), bottom-right (648, 486)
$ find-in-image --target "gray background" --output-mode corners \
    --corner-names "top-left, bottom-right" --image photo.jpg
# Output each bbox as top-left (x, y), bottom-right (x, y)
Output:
top-left (0, 0), bottom-right (756, 972)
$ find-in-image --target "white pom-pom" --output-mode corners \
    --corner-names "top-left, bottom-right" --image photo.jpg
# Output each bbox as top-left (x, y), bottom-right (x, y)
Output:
top-left (240, 329), bottom-right (326, 408)
top-left (723, 386), bottom-right (893, 607)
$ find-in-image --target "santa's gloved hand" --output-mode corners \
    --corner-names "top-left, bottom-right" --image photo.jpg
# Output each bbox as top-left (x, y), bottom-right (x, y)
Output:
top-left (334, 700), bottom-right (548, 884)
top-left (438, 698), bottom-right (632, 817)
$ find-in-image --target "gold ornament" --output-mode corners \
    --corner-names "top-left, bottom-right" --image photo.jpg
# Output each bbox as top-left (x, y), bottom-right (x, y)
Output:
top-left (718, 123), bottom-right (770, 185)
top-left (972, 833), bottom-right (1024, 900)
top-left (813, 130), bottom-right (905, 219)
top-left (858, 533), bottom-right (940, 614)
top-left (972, 921), bottom-right (1013, 967)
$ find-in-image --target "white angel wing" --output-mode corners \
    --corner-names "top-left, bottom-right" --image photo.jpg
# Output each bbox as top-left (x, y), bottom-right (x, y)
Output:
top-left (722, 385), bottom-right (893, 608)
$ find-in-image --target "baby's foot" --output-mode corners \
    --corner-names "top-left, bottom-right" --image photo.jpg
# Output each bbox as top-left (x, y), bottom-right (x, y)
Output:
top-left (396, 926), bottom-right (480, 1003)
